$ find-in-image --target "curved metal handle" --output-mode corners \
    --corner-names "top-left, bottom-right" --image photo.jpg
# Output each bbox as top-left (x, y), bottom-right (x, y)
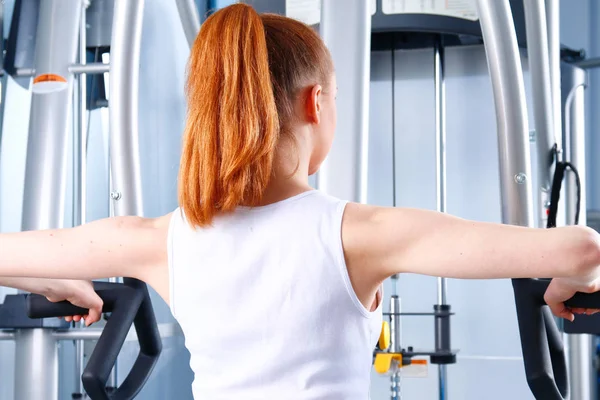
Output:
top-left (26, 279), bottom-right (161, 400)
top-left (512, 278), bottom-right (600, 400)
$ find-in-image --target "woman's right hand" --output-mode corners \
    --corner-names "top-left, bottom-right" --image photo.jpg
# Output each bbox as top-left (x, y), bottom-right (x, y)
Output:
top-left (45, 280), bottom-right (104, 326)
top-left (544, 274), bottom-right (600, 321)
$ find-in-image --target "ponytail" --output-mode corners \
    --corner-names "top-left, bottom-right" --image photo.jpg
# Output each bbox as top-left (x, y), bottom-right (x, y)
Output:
top-left (178, 4), bottom-right (279, 227)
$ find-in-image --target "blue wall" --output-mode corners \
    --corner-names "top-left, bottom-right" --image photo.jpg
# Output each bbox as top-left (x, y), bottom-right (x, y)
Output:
top-left (214, 0), bottom-right (238, 8)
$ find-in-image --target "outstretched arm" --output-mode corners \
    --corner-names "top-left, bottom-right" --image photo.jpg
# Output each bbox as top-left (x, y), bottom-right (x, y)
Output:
top-left (342, 203), bottom-right (600, 319)
top-left (0, 214), bottom-right (172, 303)
top-left (0, 277), bottom-right (104, 325)
top-left (344, 203), bottom-right (599, 280)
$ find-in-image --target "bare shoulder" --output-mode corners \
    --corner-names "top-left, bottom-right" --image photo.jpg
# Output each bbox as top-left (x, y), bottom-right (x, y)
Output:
top-left (340, 203), bottom-right (395, 288)
top-left (149, 212), bottom-right (174, 230)
top-left (121, 212), bottom-right (174, 304)
top-left (340, 203), bottom-right (420, 307)
top-left (118, 212), bottom-right (173, 229)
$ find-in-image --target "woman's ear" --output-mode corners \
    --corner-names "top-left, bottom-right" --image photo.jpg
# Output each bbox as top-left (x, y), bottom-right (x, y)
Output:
top-left (305, 84), bottom-right (322, 124)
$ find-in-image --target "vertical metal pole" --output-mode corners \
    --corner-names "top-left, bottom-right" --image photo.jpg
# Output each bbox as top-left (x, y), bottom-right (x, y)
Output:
top-left (73, 1), bottom-right (88, 229)
top-left (175, 0), bottom-right (201, 48)
top-left (475, 0), bottom-right (534, 228)
top-left (433, 39), bottom-right (448, 304)
top-left (390, 296), bottom-right (402, 354)
top-left (544, 0), bottom-right (567, 230)
top-left (562, 63), bottom-right (595, 400)
top-left (73, 2), bottom-right (88, 396)
top-left (476, 3), bottom-right (536, 399)
top-left (14, 330), bottom-right (59, 400)
top-left (17, 1), bottom-right (82, 400)
top-left (0, 0), bottom-right (5, 216)
top-left (108, 0), bottom-right (146, 387)
top-left (522, 0), bottom-right (555, 228)
top-left (22, 0), bottom-right (82, 230)
top-left (0, 74), bottom-right (8, 214)
top-left (546, 0), bottom-right (562, 158)
top-left (433, 37), bottom-right (448, 400)
top-left (318, 0), bottom-right (371, 204)
top-left (590, 1), bottom-right (600, 209)
top-left (109, 0), bottom-right (145, 217)
top-left (390, 295), bottom-right (401, 400)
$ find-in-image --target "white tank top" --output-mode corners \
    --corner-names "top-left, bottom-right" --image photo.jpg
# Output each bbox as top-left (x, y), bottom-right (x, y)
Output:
top-left (167, 190), bottom-right (383, 399)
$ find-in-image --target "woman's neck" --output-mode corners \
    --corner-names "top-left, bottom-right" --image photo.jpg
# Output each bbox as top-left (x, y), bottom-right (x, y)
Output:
top-left (252, 134), bottom-right (314, 207)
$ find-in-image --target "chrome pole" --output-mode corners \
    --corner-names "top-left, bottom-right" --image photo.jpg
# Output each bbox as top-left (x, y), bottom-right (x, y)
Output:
top-left (108, 0), bottom-right (146, 388)
top-left (175, 0), bottom-right (201, 48)
top-left (318, 0), bottom-right (371, 204)
top-left (72, 2), bottom-right (88, 396)
top-left (522, 0), bottom-right (556, 228)
top-left (390, 295), bottom-right (402, 400)
top-left (69, 62), bottom-right (111, 74)
top-left (433, 37), bottom-right (448, 400)
top-left (17, 1), bottom-right (82, 399)
top-left (562, 62), bottom-right (595, 400)
top-left (475, 0), bottom-right (534, 228)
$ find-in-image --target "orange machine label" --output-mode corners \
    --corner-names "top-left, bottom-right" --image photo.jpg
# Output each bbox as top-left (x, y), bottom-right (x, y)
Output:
top-left (33, 74), bottom-right (67, 84)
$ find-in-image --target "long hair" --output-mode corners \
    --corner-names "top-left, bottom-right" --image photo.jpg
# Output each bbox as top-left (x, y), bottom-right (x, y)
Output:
top-left (178, 4), bottom-right (333, 227)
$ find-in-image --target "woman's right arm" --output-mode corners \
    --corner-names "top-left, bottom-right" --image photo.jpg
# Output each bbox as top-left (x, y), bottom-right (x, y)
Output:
top-left (342, 203), bottom-right (600, 319)
top-left (0, 213), bottom-right (172, 303)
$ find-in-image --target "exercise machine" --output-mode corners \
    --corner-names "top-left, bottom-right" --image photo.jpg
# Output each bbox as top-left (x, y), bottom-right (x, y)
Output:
top-left (28, 282), bottom-right (160, 400)
top-left (1, 0), bottom-right (597, 398)
top-left (0, 0), bottom-right (195, 398)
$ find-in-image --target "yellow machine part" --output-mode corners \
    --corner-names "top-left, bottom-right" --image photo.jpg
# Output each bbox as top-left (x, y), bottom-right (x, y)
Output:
top-left (373, 353), bottom-right (429, 375)
top-left (378, 321), bottom-right (390, 351)
top-left (374, 322), bottom-right (429, 374)
top-left (374, 353), bottom-right (402, 374)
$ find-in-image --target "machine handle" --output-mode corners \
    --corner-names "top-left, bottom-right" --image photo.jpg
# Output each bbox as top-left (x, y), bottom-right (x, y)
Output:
top-left (27, 282), bottom-right (120, 318)
top-left (26, 279), bottom-right (162, 400)
top-left (512, 278), bottom-right (600, 400)
top-left (564, 291), bottom-right (600, 309)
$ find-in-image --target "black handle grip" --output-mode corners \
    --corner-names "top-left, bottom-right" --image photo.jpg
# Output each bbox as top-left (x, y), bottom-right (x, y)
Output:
top-left (26, 279), bottom-right (162, 400)
top-left (27, 296), bottom-right (89, 317)
top-left (564, 291), bottom-right (600, 309)
top-left (512, 278), bottom-right (600, 400)
top-left (27, 282), bottom-right (120, 318)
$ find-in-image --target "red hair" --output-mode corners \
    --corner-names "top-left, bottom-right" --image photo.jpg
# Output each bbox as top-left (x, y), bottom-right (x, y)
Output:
top-left (178, 3), bottom-right (333, 227)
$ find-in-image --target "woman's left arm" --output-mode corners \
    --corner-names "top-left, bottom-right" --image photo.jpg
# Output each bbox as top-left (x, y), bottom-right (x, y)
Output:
top-left (0, 213), bottom-right (172, 302)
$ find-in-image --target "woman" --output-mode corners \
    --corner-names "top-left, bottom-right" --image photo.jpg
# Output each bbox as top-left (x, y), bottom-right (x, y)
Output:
top-left (1, 3), bottom-right (599, 398)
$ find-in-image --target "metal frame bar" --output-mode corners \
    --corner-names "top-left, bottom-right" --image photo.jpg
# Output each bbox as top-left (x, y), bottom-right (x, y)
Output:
top-left (109, 0), bottom-right (145, 217)
top-left (175, 0), bottom-right (201, 48)
top-left (15, 329), bottom-right (59, 399)
top-left (318, 0), bottom-right (371, 204)
top-left (561, 63), bottom-right (595, 400)
top-left (15, 63), bottom-right (110, 78)
top-left (17, 2), bottom-right (82, 398)
top-left (72, 3), bottom-right (88, 395)
top-left (51, 322), bottom-right (182, 341)
top-left (545, 0), bottom-right (562, 160)
top-left (575, 57), bottom-right (600, 70)
top-left (69, 62), bottom-right (111, 74)
top-left (0, 73), bottom-right (8, 216)
top-left (522, 0), bottom-right (556, 227)
top-left (0, 331), bottom-right (15, 341)
top-left (475, 0), bottom-right (534, 228)
top-left (108, 0), bottom-right (146, 388)
top-left (433, 36), bottom-right (449, 400)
